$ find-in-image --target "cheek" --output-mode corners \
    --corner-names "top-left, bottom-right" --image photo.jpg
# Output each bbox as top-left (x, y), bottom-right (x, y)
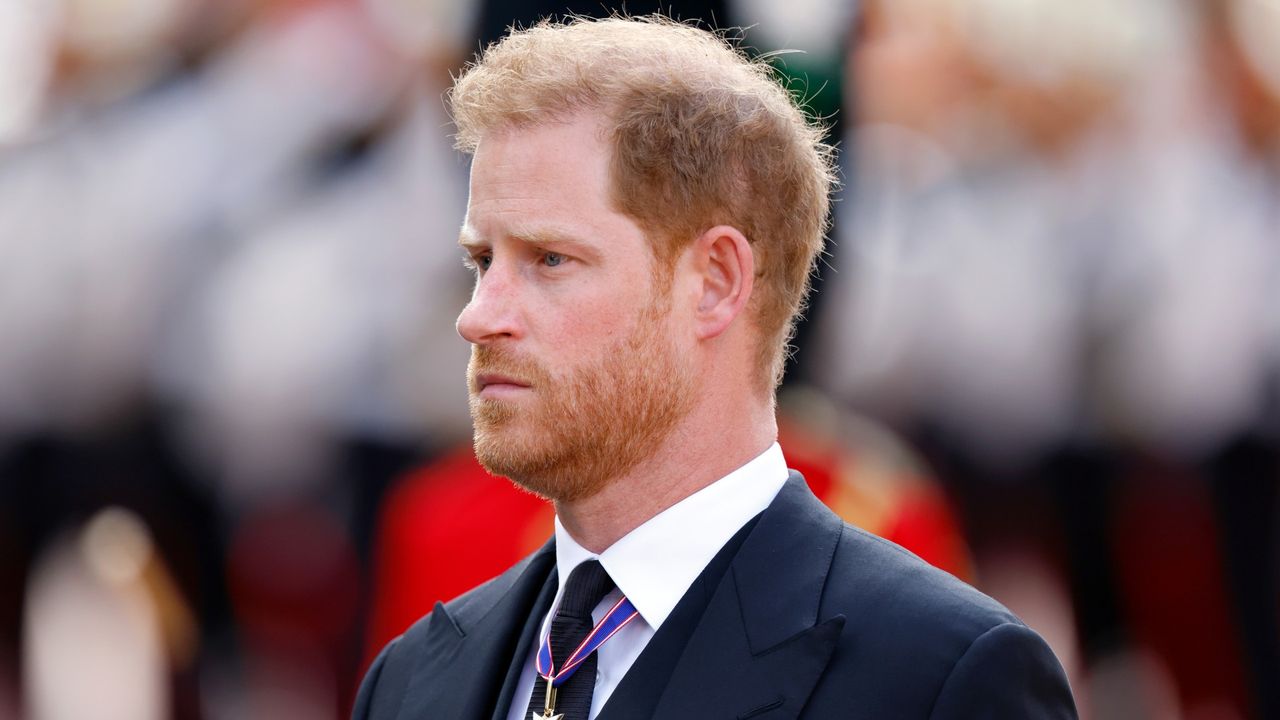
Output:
top-left (531, 263), bottom-right (663, 349)
top-left (523, 301), bottom-right (619, 364)
top-left (564, 309), bottom-right (631, 349)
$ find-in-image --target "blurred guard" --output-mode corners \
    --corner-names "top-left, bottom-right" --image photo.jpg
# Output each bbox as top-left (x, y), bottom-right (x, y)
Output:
top-left (354, 16), bottom-right (1075, 720)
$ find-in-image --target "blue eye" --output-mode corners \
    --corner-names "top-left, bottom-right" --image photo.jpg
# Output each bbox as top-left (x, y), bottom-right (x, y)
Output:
top-left (464, 253), bottom-right (492, 273)
top-left (543, 252), bottom-right (564, 267)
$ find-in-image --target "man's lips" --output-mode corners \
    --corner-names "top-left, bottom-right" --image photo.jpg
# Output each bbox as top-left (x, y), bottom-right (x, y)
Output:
top-left (474, 373), bottom-right (532, 396)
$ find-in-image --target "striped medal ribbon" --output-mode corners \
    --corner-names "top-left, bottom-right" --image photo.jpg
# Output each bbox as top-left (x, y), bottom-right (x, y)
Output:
top-left (532, 596), bottom-right (640, 720)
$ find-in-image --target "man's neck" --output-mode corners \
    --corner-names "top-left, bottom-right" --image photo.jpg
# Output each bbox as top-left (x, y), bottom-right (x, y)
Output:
top-left (553, 403), bottom-right (778, 553)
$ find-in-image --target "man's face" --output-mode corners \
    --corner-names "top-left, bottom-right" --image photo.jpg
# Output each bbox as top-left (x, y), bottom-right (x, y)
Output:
top-left (457, 113), bottom-right (695, 501)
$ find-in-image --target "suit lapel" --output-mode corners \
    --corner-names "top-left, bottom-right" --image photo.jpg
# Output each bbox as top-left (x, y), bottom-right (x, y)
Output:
top-left (490, 565), bottom-right (558, 720)
top-left (396, 541), bottom-right (556, 720)
top-left (649, 474), bottom-right (846, 719)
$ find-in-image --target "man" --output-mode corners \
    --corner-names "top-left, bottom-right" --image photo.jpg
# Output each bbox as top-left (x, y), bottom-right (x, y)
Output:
top-left (354, 15), bottom-right (1076, 720)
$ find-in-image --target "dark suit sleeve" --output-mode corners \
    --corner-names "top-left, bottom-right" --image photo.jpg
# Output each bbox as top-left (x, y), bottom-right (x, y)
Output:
top-left (927, 622), bottom-right (1077, 720)
top-left (352, 636), bottom-right (400, 720)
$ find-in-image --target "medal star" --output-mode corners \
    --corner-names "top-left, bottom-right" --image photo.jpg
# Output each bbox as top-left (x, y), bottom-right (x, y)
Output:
top-left (531, 712), bottom-right (563, 720)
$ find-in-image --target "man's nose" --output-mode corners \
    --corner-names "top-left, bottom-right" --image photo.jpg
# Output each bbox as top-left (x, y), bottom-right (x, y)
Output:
top-left (456, 269), bottom-right (522, 344)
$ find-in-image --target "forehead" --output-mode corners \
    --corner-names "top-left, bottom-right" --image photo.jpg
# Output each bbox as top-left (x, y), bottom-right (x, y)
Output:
top-left (465, 114), bottom-right (617, 234)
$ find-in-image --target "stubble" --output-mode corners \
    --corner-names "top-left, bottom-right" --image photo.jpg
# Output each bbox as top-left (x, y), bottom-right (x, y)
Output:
top-left (467, 303), bottom-right (695, 502)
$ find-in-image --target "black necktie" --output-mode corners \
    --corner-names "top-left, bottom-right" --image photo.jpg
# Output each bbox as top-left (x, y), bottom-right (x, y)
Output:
top-left (526, 560), bottom-right (617, 720)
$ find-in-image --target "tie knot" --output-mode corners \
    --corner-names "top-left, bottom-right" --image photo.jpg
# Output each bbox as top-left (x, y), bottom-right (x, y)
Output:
top-left (557, 560), bottom-right (615, 619)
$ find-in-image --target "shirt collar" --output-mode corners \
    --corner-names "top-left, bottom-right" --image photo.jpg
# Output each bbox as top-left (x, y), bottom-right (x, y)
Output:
top-left (552, 442), bottom-right (789, 631)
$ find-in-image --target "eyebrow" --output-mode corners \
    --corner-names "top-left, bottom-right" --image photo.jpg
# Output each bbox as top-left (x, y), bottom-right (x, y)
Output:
top-left (458, 226), bottom-right (483, 250)
top-left (458, 225), bottom-right (600, 259)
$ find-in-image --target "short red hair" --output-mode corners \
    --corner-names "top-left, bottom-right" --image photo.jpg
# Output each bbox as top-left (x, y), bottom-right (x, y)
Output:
top-left (449, 15), bottom-right (836, 391)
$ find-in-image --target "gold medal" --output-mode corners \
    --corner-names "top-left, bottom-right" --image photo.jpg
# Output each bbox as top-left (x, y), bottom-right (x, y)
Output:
top-left (530, 682), bottom-right (563, 720)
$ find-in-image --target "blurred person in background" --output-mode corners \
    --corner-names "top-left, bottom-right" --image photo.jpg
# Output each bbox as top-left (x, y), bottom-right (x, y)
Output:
top-left (353, 15), bottom-right (1074, 720)
top-left (815, 0), bottom-right (1171, 472)
top-left (813, 0), bottom-right (1279, 717)
top-left (2, 0), bottom-right (470, 717)
top-left (1092, 1), bottom-right (1280, 717)
top-left (813, 3), bottom-right (1169, 702)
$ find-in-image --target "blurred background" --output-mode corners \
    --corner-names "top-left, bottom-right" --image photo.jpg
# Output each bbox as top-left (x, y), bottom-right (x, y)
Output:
top-left (0, 0), bottom-right (1277, 718)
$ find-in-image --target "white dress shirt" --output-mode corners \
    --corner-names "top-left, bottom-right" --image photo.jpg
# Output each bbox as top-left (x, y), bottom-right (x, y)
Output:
top-left (504, 442), bottom-right (790, 720)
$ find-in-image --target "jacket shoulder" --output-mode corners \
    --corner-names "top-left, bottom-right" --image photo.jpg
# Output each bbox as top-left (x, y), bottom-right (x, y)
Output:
top-left (808, 522), bottom-right (1075, 718)
top-left (825, 521), bottom-right (1019, 636)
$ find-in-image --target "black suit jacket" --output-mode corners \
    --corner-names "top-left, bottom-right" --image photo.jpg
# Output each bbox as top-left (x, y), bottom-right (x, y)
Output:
top-left (354, 473), bottom-right (1077, 719)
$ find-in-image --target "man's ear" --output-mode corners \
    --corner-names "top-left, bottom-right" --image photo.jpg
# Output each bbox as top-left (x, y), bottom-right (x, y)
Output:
top-left (691, 225), bottom-right (754, 340)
